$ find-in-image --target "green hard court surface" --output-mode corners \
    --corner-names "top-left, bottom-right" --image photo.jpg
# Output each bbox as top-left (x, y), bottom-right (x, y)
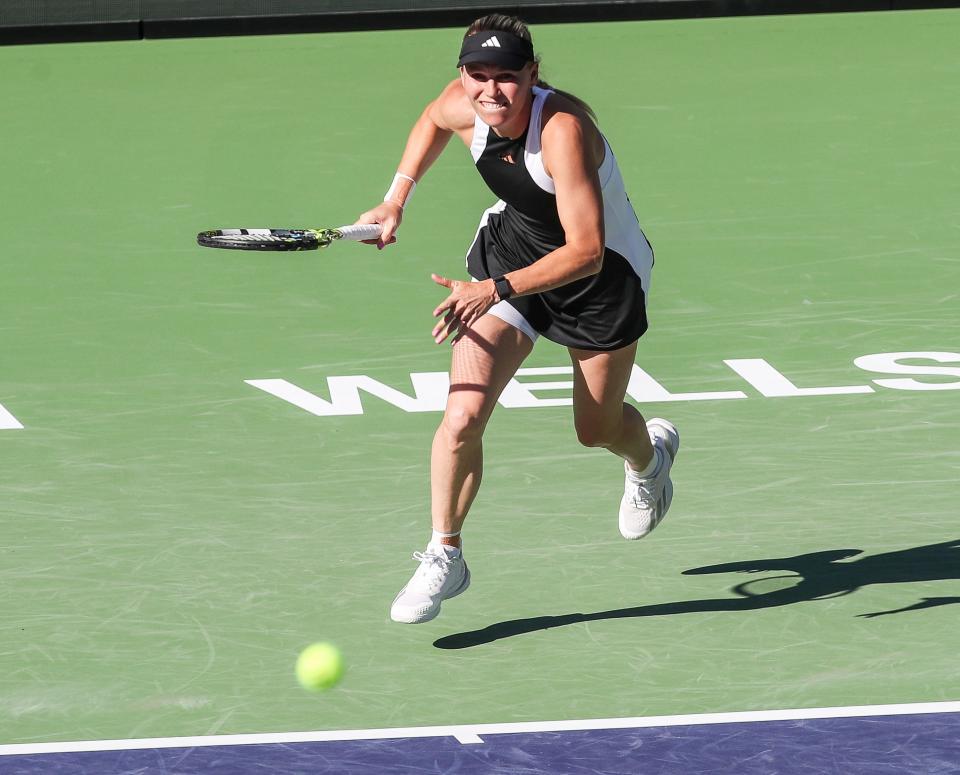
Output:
top-left (2, 8), bottom-right (959, 746)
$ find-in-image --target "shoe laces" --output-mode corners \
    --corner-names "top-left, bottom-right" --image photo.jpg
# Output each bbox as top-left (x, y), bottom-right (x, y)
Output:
top-left (628, 447), bottom-right (663, 508)
top-left (411, 549), bottom-right (455, 593)
top-left (629, 478), bottom-right (658, 508)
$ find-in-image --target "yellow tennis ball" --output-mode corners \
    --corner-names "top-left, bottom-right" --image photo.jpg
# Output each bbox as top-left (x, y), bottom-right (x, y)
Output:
top-left (295, 642), bottom-right (344, 691)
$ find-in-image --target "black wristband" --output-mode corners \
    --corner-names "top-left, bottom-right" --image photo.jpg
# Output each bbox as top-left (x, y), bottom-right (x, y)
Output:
top-left (493, 276), bottom-right (513, 301)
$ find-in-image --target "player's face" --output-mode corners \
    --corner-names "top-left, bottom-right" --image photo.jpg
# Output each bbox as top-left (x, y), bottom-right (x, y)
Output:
top-left (460, 62), bottom-right (538, 131)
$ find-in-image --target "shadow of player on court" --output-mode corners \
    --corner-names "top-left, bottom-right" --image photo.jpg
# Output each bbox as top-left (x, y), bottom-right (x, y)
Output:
top-left (433, 538), bottom-right (960, 649)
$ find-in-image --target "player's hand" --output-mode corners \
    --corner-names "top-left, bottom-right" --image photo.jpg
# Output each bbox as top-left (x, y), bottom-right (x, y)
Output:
top-left (355, 202), bottom-right (402, 249)
top-left (431, 274), bottom-right (498, 345)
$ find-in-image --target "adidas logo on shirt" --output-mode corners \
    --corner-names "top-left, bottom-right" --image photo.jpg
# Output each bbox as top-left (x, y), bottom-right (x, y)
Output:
top-left (481, 36), bottom-right (501, 48)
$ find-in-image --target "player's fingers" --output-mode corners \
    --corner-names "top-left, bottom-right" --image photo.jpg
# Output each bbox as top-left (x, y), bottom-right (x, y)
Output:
top-left (359, 235), bottom-right (397, 246)
top-left (433, 292), bottom-right (455, 318)
top-left (355, 206), bottom-right (401, 247)
top-left (450, 318), bottom-right (470, 345)
top-left (434, 311), bottom-right (460, 344)
top-left (434, 322), bottom-right (451, 345)
top-left (450, 316), bottom-right (472, 345)
top-left (431, 310), bottom-right (452, 335)
top-left (432, 311), bottom-right (456, 341)
top-left (376, 216), bottom-right (400, 247)
top-left (432, 273), bottom-right (454, 290)
top-left (369, 219), bottom-right (396, 249)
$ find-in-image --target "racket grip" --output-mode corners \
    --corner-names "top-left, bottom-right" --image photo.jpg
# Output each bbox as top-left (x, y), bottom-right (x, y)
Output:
top-left (337, 224), bottom-right (384, 242)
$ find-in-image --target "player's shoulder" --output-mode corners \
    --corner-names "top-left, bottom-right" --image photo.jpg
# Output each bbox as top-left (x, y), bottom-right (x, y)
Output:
top-left (540, 90), bottom-right (605, 168)
top-left (430, 78), bottom-right (476, 132)
top-left (541, 91), bottom-right (596, 140)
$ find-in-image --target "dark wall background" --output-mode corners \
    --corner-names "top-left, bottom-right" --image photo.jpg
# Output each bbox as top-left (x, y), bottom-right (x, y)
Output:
top-left (2, 0), bottom-right (958, 44)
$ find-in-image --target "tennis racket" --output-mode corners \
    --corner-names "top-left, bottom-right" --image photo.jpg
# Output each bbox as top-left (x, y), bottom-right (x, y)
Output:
top-left (196, 223), bottom-right (383, 251)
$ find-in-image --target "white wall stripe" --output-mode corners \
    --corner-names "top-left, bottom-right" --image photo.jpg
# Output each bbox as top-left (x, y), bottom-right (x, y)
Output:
top-left (1, 701), bottom-right (959, 757)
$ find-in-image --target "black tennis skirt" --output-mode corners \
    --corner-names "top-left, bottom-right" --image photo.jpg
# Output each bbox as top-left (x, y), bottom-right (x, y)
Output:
top-left (466, 206), bottom-right (648, 351)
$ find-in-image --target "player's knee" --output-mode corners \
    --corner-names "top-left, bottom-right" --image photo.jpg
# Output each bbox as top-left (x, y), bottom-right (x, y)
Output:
top-left (442, 404), bottom-right (486, 447)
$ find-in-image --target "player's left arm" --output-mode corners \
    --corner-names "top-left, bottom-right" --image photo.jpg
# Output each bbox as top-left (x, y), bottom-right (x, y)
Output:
top-left (507, 110), bottom-right (606, 295)
top-left (431, 111), bottom-right (605, 344)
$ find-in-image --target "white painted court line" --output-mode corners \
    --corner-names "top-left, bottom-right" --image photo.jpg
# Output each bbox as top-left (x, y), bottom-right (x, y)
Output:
top-left (0, 402), bottom-right (24, 430)
top-left (2, 700), bottom-right (959, 756)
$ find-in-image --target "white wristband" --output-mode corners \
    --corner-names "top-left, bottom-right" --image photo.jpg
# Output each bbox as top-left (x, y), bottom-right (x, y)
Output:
top-left (384, 173), bottom-right (416, 209)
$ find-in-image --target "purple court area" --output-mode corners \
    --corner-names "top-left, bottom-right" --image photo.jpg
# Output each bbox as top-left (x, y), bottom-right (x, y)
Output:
top-left (3, 712), bottom-right (960, 774)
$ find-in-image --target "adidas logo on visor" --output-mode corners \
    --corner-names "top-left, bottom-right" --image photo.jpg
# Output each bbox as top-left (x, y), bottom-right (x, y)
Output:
top-left (480, 35), bottom-right (501, 48)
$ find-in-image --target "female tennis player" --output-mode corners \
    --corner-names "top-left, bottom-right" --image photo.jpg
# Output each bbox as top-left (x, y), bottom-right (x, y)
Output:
top-left (358, 14), bottom-right (679, 624)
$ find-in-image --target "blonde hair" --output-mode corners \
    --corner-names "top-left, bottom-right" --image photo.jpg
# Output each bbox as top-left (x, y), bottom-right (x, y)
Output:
top-left (464, 14), bottom-right (597, 121)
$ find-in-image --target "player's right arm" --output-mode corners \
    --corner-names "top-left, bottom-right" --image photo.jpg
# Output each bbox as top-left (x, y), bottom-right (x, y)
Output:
top-left (357, 80), bottom-right (474, 248)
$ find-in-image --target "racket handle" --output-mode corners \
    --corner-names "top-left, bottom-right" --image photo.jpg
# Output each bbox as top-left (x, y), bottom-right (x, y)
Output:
top-left (337, 223), bottom-right (384, 242)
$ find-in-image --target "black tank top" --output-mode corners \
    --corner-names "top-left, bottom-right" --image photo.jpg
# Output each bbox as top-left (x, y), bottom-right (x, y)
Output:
top-left (467, 86), bottom-right (653, 289)
top-left (464, 89), bottom-right (654, 350)
top-left (474, 125), bottom-right (564, 239)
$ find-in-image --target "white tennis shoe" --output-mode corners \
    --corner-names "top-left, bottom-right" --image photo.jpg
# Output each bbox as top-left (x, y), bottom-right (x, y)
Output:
top-left (390, 544), bottom-right (471, 624)
top-left (619, 418), bottom-right (680, 540)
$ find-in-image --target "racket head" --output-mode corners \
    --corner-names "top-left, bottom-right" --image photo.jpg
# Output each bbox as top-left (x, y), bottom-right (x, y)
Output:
top-left (196, 228), bottom-right (339, 251)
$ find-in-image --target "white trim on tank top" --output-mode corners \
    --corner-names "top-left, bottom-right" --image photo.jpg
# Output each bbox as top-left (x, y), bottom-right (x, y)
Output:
top-left (471, 87), bottom-right (615, 192)
top-left (469, 87), bottom-right (652, 293)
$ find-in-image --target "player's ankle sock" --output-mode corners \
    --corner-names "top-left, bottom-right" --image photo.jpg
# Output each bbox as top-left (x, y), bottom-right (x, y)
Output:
top-left (430, 529), bottom-right (461, 554)
top-left (628, 447), bottom-right (661, 480)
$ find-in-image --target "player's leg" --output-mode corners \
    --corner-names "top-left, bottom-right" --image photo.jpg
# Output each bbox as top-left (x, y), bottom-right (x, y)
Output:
top-left (569, 342), bottom-right (679, 540)
top-left (391, 313), bottom-right (534, 623)
top-left (569, 341), bottom-right (652, 468)
top-left (431, 313), bottom-right (533, 541)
